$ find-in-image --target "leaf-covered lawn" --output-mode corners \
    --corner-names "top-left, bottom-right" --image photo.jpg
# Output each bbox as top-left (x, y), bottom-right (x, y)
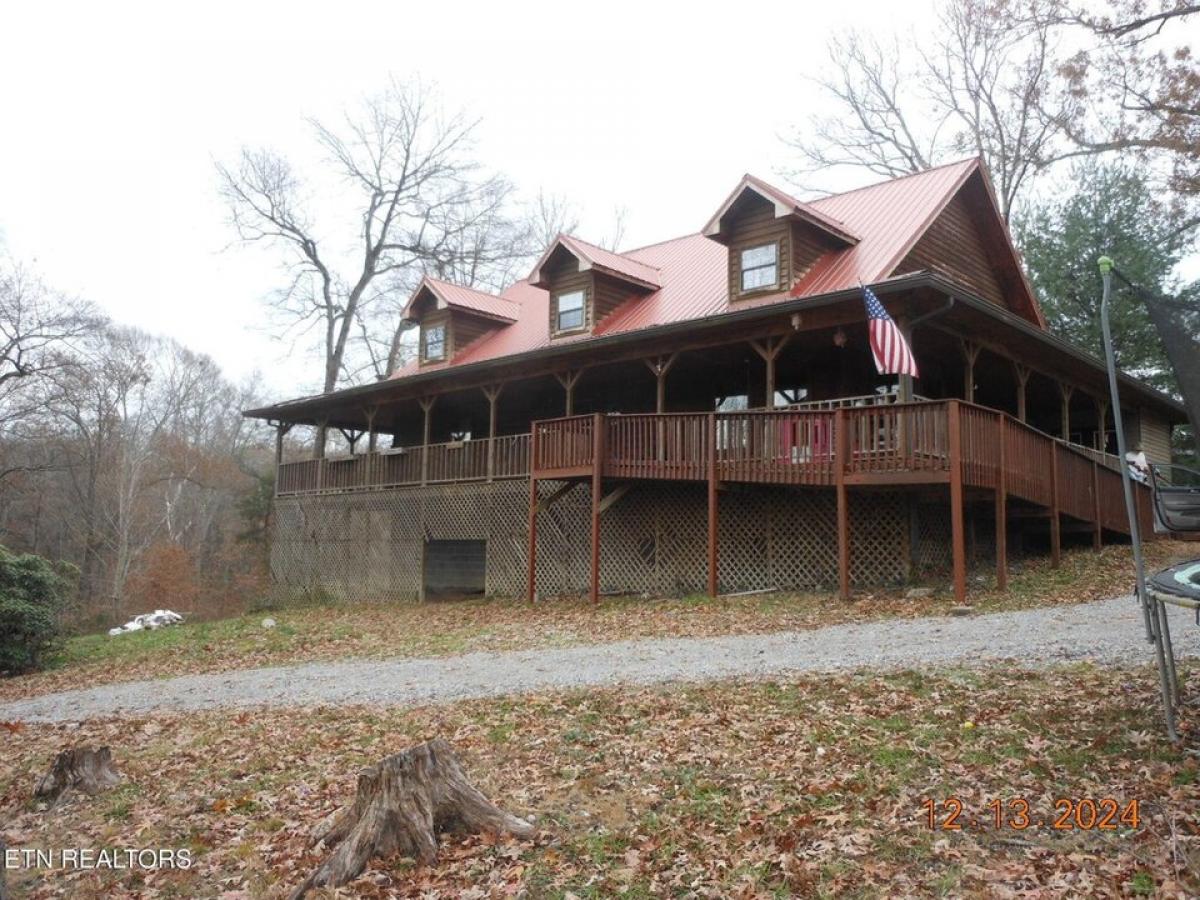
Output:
top-left (2, 541), bottom-right (1193, 704)
top-left (2, 663), bottom-right (1198, 898)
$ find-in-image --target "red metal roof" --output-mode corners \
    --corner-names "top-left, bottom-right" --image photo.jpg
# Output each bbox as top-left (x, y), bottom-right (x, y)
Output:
top-left (391, 158), bottom-right (1021, 380)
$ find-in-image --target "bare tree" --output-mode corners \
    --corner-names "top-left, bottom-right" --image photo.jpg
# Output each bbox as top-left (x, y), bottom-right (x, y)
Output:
top-left (0, 260), bottom-right (97, 433)
top-left (1044, 0), bottom-right (1199, 208)
top-left (218, 79), bottom-right (523, 447)
top-left (783, 0), bottom-right (1078, 220)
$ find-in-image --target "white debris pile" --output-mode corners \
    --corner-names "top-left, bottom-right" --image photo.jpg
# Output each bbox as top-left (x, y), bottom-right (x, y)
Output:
top-left (107, 609), bottom-right (185, 637)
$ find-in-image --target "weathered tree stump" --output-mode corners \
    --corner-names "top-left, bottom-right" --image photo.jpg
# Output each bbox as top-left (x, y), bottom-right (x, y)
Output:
top-left (291, 738), bottom-right (535, 898)
top-left (33, 746), bottom-right (120, 808)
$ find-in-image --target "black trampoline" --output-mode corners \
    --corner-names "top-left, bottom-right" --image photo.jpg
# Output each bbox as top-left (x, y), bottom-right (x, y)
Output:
top-left (1148, 465), bottom-right (1200, 610)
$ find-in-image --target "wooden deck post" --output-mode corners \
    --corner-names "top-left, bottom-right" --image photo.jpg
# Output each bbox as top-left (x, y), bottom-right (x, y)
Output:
top-left (419, 396), bottom-right (436, 486)
top-left (589, 413), bottom-right (604, 604)
top-left (527, 427), bottom-right (538, 604)
top-left (1049, 442), bottom-right (1062, 567)
top-left (995, 415), bottom-right (1007, 590)
top-left (1059, 383), bottom-right (1074, 440)
top-left (835, 408), bottom-right (850, 600)
top-left (961, 341), bottom-right (981, 403)
top-left (706, 412), bottom-right (719, 598)
top-left (1091, 459), bottom-right (1103, 551)
top-left (948, 401), bottom-right (967, 603)
top-left (1013, 363), bottom-right (1030, 422)
top-left (482, 384), bottom-right (504, 482)
top-left (554, 370), bottom-right (583, 417)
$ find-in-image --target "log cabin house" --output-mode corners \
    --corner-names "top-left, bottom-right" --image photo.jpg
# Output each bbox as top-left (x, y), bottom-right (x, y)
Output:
top-left (245, 158), bottom-right (1186, 604)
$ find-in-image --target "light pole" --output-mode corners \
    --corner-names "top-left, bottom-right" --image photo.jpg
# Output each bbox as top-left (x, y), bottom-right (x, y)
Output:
top-left (1098, 255), bottom-right (1177, 740)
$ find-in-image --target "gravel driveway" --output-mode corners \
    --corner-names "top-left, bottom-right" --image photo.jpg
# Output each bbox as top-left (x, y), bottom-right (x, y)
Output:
top-left (3, 594), bottom-right (1195, 723)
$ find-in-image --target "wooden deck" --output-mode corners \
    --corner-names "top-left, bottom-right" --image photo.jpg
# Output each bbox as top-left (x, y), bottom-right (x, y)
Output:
top-left (527, 400), bottom-right (1155, 604)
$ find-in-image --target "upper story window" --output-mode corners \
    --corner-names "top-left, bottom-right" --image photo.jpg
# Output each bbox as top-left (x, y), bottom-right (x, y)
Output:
top-left (422, 322), bottom-right (446, 362)
top-left (740, 243), bottom-right (779, 292)
top-left (556, 290), bottom-right (585, 332)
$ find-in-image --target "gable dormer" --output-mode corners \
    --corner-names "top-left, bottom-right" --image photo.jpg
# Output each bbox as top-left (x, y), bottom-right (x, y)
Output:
top-left (703, 174), bottom-right (858, 301)
top-left (529, 234), bottom-right (659, 338)
top-left (403, 277), bottom-right (519, 365)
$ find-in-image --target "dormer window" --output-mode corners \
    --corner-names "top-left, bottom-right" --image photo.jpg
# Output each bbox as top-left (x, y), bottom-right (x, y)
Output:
top-left (422, 322), bottom-right (446, 362)
top-left (556, 290), bottom-right (585, 332)
top-left (740, 243), bottom-right (779, 292)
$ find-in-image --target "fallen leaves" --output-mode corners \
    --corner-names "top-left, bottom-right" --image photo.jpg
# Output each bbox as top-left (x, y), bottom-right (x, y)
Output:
top-left (0, 662), bottom-right (1198, 897)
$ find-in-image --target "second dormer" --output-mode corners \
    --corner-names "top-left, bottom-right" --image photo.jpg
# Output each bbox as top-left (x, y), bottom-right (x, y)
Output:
top-left (528, 234), bottom-right (660, 338)
top-left (703, 174), bottom-right (859, 300)
top-left (404, 277), bottom-right (520, 366)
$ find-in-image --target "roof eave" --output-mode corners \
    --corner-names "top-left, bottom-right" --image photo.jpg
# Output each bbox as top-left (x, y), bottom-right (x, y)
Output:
top-left (243, 271), bottom-right (1185, 424)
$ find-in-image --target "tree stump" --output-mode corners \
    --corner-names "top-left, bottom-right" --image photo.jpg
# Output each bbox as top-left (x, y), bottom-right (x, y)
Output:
top-left (33, 746), bottom-right (120, 808)
top-left (291, 738), bottom-right (535, 898)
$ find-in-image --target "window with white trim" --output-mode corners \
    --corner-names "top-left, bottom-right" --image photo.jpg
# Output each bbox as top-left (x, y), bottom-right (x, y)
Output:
top-left (422, 323), bottom-right (446, 361)
top-left (740, 243), bottom-right (778, 292)
top-left (555, 290), bottom-right (585, 331)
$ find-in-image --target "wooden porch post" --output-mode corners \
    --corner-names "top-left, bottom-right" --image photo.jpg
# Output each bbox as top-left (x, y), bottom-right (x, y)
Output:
top-left (482, 384), bottom-right (504, 482)
top-left (527, 427), bottom-right (538, 603)
top-left (363, 406), bottom-right (378, 486)
top-left (314, 418), bottom-right (328, 459)
top-left (273, 422), bottom-right (292, 496)
top-left (835, 408), bottom-right (851, 600)
top-left (1091, 459), bottom-right (1103, 551)
top-left (948, 401), bottom-right (967, 603)
top-left (749, 335), bottom-right (792, 410)
top-left (314, 418), bottom-right (328, 491)
top-left (274, 422), bottom-right (291, 468)
top-left (995, 415), bottom-right (1007, 590)
top-left (961, 341), bottom-right (980, 403)
top-left (1049, 443), bottom-right (1062, 567)
top-left (643, 354), bottom-right (679, 413)
top-left (1059, 383), bottom-right (1074, 440)
top-left (589, 413), bottom-right (604, 604)
top-left (707, 411), bottom-right (719, 598)
top-left (554, 370), bottom-right (583, 417)
top-left (1095, 396), bottom-right (1110, 453)
top-left (419, 396), bottom-right (436, 486)
top-left (897, 317), bottom-right (914, 402)
top-left (1013, 363), bottom-right (1031, 423)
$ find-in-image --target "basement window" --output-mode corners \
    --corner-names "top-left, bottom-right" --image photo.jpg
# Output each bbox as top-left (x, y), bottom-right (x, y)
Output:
top-left (422, 323), bottom-right (446, 362)
top-left (740, 243), bottom-right (778, 292)
top-left (556, 290), bottom-right (585, 332)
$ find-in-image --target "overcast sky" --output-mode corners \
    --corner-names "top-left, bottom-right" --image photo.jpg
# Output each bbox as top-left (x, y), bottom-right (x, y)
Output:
top-left (0, 0), bottom-right (1012, 400)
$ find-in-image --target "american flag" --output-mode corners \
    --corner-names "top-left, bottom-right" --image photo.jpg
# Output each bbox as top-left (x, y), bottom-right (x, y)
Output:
top-left (862, 285), bottom-right (919, 377)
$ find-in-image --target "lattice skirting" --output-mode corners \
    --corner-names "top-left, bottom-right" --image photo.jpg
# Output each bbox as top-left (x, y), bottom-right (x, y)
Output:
top-left (271, 482), bottom-right (925, 602)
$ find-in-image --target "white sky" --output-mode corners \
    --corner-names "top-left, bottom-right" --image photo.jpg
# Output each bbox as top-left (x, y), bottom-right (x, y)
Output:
top-left (0, 0), bottom-right (1123, 402)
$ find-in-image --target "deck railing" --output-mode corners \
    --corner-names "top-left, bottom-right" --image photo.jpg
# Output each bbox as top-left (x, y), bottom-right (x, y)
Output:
top-left (276, 400), bottom-right (1141, 531)
top-left (276, 433), bottom-right (532, 496)
top-left (522, 400), bottom-right (1147, 535)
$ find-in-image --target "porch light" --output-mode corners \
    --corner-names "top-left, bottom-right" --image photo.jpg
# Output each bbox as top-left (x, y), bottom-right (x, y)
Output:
top-left (833, 327), bottom-right (847, 348)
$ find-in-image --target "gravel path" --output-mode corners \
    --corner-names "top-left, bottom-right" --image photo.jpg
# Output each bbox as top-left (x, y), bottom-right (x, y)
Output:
top-left (3, 594), bottom-right (1196, 723)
